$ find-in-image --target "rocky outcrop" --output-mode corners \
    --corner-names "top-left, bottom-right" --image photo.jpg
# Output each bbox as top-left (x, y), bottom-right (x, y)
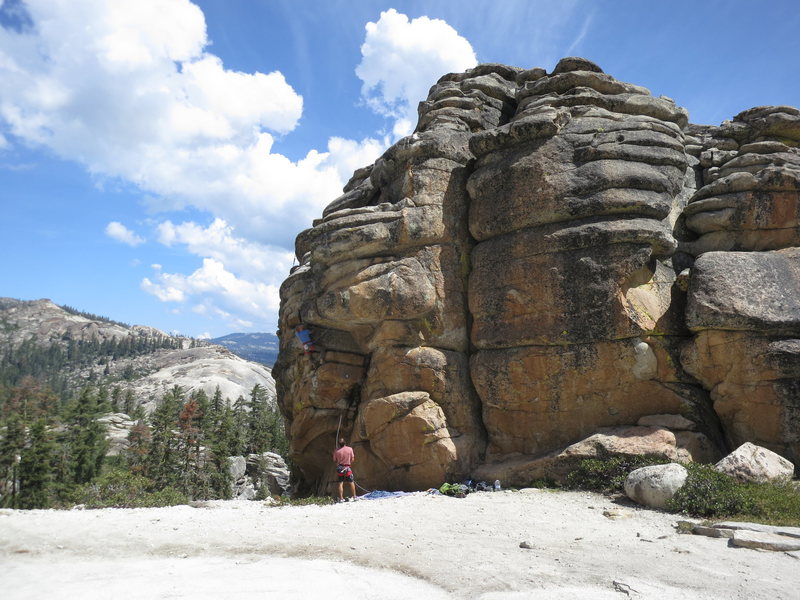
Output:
top-left (691, 521), bottom-right (800, 552)
top-left (230, 452), bottom-right (291, 499)
top-left (274, 57), bottom-right (799, 493)
top-left (132, 346), bottom-right (276, 413)
top-left (0, 298), bottom-right (132, 346)
top-left (97, 413), bottom-right (136, 456)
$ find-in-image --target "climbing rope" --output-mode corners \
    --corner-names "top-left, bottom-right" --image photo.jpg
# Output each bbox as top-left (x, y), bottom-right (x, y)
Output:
top-left (355, 481), bottom-right (372, 493)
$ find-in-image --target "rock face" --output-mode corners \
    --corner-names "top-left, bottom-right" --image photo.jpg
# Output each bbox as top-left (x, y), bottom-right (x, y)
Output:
top-left (274, 57), bottom-right (799, 494)
top-left (97, 413), bottom-right (136, 456)
top-left (679, 106), bottom-right (800, 464)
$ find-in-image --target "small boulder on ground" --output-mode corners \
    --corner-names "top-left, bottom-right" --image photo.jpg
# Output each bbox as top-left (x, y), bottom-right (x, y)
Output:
top-left (624, 463), bottom-right (688, 509)
top-left (714, 442), bottom-right (795, 483)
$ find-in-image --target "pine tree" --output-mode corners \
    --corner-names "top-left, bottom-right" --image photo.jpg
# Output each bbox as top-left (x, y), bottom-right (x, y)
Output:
top-left (267, 409), bottom-right (289, 457)
top-left (247, 384), bottom-right (272, 454)
top-left (146, 386), bottom-right (183, 489)
top-left (210, 386), bottom-right (224, 415)
top-left (97, 386), bottom-right (111, 412)
top-left (194, 389), bottom-right (211, 436)
top-left (130, 403), bottom-right (146, 422)
top-left (231, 395), bottom-right (248, 456)
top-left (110, 386), bottom-right (121, 413)
top-left (125, 420), bottom-right (151, 476)
top-left (123, 388), bottom-right (136, 415)
top-left (207, 401), bottom-right (235, 499)
top-left (176, 399), bottom-right (202, 497)
top-left (66, 388), bottom-right (109, 485)
top-left (18, 419), bottom-right (55, 509)
top-left (4, 376), bottom-right (57, 423)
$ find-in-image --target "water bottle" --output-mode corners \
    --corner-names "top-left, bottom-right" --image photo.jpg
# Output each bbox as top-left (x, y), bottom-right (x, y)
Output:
top-left (494, 479), bottom-right (501, 492)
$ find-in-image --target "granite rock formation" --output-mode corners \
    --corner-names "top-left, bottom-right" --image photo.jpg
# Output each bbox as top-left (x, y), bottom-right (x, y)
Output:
top-left (273, 58), bottom-right (799, 494)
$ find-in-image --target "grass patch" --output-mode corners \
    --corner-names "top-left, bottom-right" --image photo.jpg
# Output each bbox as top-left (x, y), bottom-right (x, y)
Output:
top-left (269, 495), bottom-right (334, 507)
top-left (731, 480), bottom-right (800, 526)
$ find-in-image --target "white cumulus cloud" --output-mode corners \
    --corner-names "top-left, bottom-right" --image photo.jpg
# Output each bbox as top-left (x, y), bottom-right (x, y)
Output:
top-left (356, 8), bottom-right (477, 138)
top-left (156, 218), bottom-right (294, 282)
top-left (105, 221), bottom-right (145, 246)
top-left (141, 258), bottom-right (280, 330)
top-left (0, 2), bottom-right (480, 332)
top-left (0, 0), bottom-right (385, 250)
top-left (143, 218), bottom-right (294, 330)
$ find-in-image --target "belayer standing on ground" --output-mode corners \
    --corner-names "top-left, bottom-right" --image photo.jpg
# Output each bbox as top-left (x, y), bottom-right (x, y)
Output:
top-left (333, 438), bottom-right (356, 502)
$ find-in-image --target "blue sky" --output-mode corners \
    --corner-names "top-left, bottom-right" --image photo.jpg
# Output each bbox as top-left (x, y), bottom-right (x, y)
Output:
top-left (1, 0), bottom-right (798, 338)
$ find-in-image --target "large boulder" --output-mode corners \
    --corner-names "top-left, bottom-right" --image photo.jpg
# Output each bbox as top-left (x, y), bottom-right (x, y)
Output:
top-left (714, 442), bottom-right (795, 483)
top-left (624, 463), bottom-right (688, 509)
top-left (228, 456), bottom-right (246, 481)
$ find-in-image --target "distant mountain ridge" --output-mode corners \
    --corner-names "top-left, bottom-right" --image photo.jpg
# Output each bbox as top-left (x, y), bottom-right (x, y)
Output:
top-left (210, 332), bottom-right (279, 366)
top-left (0, 298), bottom-right (275, 409)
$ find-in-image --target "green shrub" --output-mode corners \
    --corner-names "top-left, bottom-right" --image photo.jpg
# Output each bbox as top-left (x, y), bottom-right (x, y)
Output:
top-left (77, 469), bottom-right (187, 508)
top-left (564, 454), bottom-right (670, 493)
top-left (667, 463), bottom-right (754, 517)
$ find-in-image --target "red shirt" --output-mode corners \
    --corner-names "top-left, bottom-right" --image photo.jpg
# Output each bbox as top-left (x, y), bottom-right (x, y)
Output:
top-left (333, 445), bottom-right (354, 466)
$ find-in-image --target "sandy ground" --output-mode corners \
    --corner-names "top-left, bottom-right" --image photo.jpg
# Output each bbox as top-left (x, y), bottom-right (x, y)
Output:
top-left (1, 489), bottom-right (798, 599)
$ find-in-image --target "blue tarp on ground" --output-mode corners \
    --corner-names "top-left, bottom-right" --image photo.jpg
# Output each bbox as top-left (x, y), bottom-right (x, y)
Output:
top-left (359, 490), bottom-right (414, 500)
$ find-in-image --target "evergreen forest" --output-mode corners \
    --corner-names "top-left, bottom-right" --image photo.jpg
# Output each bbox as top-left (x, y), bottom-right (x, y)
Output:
top-left (0, 331), bottom-right (188, 401)
top-left (0, 378), bottom-right (287, 509)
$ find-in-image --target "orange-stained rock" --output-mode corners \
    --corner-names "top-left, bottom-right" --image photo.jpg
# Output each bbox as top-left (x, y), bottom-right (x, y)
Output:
top-left (470, 339), bottom-right (706, 457)
top-left (681, 329), bottom-right (799, 463)
top-left (355, 392), bottom-right (458, 490)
